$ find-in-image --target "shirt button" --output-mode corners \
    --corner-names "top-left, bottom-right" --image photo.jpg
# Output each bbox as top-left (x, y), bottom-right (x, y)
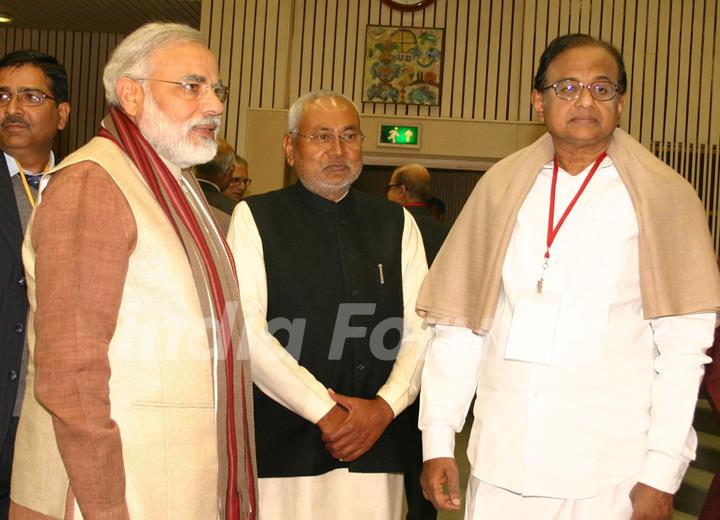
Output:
top-left (356, 363), bottom-right (366, 372)
top-left (8, 370), bottom-right (17, 381)
top-left (18, 277), bottom-right (25, 287)
top-left (14, 323), bottom-right (24, 333)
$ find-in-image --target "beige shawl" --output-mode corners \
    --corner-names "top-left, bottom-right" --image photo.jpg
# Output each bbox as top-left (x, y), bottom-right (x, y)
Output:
top-left (417, 128), bottom-right (720, 333)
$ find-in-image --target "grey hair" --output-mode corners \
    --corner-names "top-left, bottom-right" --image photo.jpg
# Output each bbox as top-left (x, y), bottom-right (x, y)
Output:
top-left (235, 154), bottom-right (248, 167)
top-left (194, 140), bottom-right (236, 180)
top-left (103, 22), bottom-right (206, 106)
top-left (392, 163), bottom-right (432, 202)
top-left (287, 90), bottom-right (358, 133)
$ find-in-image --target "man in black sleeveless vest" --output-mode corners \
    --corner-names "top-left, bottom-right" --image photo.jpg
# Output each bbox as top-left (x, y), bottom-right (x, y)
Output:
top-left (228, 90), bottom-right (430, 519)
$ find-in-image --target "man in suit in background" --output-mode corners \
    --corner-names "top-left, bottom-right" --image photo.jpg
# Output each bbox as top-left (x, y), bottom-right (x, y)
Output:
top-left (386, 162), bottom-right (448, 520)
top-left (387, 163), bottom-right (448, 266)
top-left (0, 49), bottom-right (69, 519)
top-left (195, 137), bottom-right (239, 215)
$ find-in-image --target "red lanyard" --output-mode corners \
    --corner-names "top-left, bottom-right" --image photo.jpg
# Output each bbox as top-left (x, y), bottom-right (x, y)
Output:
top-left (536, 151), bottom-right (607, 293)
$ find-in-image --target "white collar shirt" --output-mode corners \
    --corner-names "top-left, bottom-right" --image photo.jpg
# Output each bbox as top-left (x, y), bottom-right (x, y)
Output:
top-left (4, 151), bottom-right (55, 177)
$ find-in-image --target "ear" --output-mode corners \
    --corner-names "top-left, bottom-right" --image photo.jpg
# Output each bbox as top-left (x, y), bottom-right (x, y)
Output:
top-left (397, 185), bottom-right (409, 203)
top-left (282, 133), bottom-right (296, 166)
top-left (116, 77), bottom-right (144, 119)
top-left (616, 93), bottom-right (626, 118)
top-left (531, 89), bottom-right (545, 122)
top-left (56, 102), bottom-right (70, 131)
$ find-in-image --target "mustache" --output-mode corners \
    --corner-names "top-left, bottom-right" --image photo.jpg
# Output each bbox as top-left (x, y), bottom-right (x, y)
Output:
top-left (1, 114), bottom-right (29, 128)
top-left (323, 161), bottom-right (352, 169)
top-left (190, 116), bottom-right (221, 131)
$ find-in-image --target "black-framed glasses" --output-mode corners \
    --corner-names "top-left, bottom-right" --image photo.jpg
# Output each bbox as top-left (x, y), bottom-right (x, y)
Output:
top-left (292, 132), bottom-right (365, 147)
top-left (385, 183), bottom-right (402, 193)
top-left (135, 78), bottom-right (230, 103)
top-left (541, 79), bottom-right (619, 101)
top-left (0, 89), bottom-right (55, 106)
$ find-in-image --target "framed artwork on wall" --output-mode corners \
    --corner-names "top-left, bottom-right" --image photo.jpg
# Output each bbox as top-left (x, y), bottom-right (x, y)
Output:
top-left (362, 24), bottom-right (444, 106)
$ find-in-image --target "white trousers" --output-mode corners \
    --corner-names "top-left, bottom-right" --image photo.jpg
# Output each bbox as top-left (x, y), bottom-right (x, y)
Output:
top-left (465, 476), bottom-right (636, 520)
top-left (259, 468), bottom-right (404, 520)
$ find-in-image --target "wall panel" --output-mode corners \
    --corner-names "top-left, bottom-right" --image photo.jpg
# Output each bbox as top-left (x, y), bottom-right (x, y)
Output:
top-left (205, 0), bottom-right (720, 251)
top-left (0, 27), bottom-right (122, 159)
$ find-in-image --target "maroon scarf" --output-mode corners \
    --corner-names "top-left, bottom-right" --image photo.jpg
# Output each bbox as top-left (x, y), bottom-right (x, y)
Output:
top-left (99, 106), bottom-right (256, 519)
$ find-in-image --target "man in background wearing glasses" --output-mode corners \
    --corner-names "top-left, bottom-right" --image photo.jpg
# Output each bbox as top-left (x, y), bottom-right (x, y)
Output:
top-left (0, 49), bottom-right (70, 520)
top-left (223, 154), bottom-right (251, 202)
top-left (418, 34), bottom-right (720, 520)
top-left (10, 23), bottom-right (257, 520)
top-left (228, 90), bottom-right (430, 519)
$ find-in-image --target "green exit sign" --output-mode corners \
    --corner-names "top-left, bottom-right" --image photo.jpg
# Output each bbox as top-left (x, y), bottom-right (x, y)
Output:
top-left (378, 124), bottom-right (421, 148)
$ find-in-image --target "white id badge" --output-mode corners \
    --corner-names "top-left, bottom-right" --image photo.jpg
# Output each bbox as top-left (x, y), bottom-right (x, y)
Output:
top-left (504, 290), bottom-right (561, 365)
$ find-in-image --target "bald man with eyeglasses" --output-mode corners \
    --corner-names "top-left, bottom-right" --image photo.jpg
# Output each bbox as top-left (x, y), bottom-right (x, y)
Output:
top-left (228, 90), bottom-right (431, 519)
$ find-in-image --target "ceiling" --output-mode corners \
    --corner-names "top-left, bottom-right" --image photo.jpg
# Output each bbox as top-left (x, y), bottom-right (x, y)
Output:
top-left (0, 0), bottom-right (201, 35)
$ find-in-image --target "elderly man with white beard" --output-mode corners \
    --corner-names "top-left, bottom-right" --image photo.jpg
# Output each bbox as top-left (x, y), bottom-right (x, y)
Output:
top-left (9, 23), bottom-right (257, 520)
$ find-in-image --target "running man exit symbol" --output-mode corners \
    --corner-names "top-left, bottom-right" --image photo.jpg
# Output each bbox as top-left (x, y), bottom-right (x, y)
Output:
top-left (379, 124), bottom-right (420, 147)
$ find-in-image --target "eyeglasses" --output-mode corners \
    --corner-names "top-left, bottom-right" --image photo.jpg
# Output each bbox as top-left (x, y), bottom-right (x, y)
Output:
top-left (541, 79), bottom-right (619, 101)
top-left (229, 177), bottom-right (252, 185)
top-left (292, 132), bottom-right (365, 147)
top-left (385, 183), bottom-right (402, 193)
top-left (0, 89), bottom-right (56, 106)
top-left (135, 78), bottom-right (230, 103)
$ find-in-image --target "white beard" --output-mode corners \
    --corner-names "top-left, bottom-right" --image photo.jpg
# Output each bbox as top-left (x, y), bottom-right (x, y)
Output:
top-left (137, 92), bottom-right (220, 168)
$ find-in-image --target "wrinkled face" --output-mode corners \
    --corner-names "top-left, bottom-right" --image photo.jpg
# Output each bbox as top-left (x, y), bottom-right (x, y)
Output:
top-left (224, 163), bottom-right (249, 201)
top-left (283, 96), bottom-right (363, 201)
top-left (136, 42), bottom-right (224, 168)
top-left (531, 45), bottom-right (625, 152)
top-left (0, 64), bottom-right (69, 159)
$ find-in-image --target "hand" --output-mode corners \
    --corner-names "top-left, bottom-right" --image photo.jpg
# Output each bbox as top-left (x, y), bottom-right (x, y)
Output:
top-left (316, 404), bottom-right (349, 436)
top-left (420, 457), bottom-right (462, 511)
top-left (321, 391), bottom-right (394, 462)
top-left (629, 482), bottom-right (673, 520)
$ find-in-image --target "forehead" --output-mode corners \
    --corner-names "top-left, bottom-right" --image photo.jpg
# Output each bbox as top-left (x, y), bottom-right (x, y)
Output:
top-left (545, 45), bottom-right (620, 81)
top-left (147, 42), bottom-right (218, 80)
top-left (299, 97), bottom-right (360, 130)
top-left (0, 64), bottom-right (51, 90)
top-left (233, 164), bottom-right (248, 177)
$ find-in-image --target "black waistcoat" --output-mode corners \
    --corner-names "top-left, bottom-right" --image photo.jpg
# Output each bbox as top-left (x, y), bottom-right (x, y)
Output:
top-left (246, 182), bottom-right (413, 477)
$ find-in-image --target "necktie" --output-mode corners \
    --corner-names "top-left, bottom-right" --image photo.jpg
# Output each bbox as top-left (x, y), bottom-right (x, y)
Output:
top-left (23, 173), bottom-right (41, 190)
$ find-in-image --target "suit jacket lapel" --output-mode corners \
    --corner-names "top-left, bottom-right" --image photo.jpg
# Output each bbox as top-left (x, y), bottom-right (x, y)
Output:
top-left (0, 156), bottom-right (24, 257)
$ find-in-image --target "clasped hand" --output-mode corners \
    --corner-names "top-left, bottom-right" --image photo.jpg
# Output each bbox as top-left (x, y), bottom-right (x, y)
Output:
top-left (316, 389), bottom-right (393, 462)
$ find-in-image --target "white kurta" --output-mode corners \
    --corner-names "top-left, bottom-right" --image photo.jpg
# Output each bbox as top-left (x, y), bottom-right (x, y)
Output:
top-left (228, 200), bottom-right (431, 519)
top-left (420, 157), bottom-right (715, 504)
